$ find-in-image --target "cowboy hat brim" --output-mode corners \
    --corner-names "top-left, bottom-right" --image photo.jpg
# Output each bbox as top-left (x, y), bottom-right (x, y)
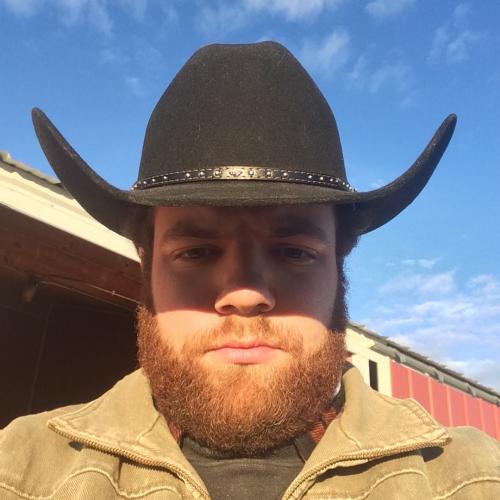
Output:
top-left (32, 108), bottom-right (457, 238)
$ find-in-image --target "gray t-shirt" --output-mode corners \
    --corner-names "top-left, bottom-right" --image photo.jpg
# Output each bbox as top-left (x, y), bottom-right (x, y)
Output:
top-left (181, 434), bottom-right (314, 500)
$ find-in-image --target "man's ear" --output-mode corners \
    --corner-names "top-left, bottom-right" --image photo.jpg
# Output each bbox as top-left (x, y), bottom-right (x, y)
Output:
top-left (137, 246), bottom-right (146, 271)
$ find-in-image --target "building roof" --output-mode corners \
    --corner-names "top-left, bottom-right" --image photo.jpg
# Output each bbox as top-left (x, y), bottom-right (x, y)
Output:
top-left (0, 151), bottom-right (138, 262)
top-left (349, 321), bottom-right (500, 405)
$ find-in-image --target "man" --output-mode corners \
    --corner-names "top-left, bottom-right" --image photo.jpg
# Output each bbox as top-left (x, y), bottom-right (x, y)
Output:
top-left (1, 42), bottom-right (498, 499)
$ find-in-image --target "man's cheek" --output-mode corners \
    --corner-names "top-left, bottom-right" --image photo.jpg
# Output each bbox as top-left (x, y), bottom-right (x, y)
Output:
top-left (155, 311), bottom-right (215, 350)
top-left (153, 274), bottom-right (216, 312)
top-left (276, 287), bottom-right (335, 323)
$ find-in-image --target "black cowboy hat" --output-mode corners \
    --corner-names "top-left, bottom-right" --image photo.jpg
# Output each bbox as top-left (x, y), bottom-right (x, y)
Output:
top-left (32, 42), bottom-right (456, 238)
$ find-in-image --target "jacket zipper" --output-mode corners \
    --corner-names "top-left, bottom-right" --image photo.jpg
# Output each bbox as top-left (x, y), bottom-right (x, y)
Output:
top-left (281, 435), bottom-right (451, 499)
top-left (49, 424), bottom-right (211, 500)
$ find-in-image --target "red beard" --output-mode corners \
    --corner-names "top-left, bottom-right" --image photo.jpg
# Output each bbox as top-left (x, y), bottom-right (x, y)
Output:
top-left (137, 308), bottom-right (346, 456)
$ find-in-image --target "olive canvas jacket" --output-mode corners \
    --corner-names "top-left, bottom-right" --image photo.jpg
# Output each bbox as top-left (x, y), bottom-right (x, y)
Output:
top-left (1, 366), bottom-right (499, 499)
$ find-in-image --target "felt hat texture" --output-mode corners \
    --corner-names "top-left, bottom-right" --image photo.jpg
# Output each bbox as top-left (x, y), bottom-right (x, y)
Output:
top-left (32, 42), bottom-right (457, 237)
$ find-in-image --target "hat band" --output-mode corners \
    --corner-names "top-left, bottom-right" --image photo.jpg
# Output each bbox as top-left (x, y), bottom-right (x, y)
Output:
top-left (132, 166), bottom-right (356, 192)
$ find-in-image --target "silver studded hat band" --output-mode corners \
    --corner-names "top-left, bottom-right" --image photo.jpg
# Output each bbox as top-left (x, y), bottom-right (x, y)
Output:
top-left (132, 166), bottom-right (356, 192)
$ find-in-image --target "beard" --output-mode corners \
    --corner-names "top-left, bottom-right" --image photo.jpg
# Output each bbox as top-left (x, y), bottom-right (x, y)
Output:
top-left (137, 310), bottom-right (347, 457)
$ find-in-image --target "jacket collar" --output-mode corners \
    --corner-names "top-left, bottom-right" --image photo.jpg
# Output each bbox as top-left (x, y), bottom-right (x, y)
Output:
top-left (282, 365), bottom-right (451, 498)
top-left (48, 366), bottom-right (450, 496)
top-left (48, 370), bottom-right (209, 498)
top-left (316, 364), bottom-right (450, 463)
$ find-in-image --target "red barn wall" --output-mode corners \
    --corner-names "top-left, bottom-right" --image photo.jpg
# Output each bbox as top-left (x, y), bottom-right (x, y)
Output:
top-left (390, 361), bottom-right (499, 440)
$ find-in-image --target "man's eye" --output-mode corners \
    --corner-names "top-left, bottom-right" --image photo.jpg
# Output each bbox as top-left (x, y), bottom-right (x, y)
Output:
top-left (278, 247), bottom-right (316, 262)
top-left (179, 248), bottom-right (213, 260)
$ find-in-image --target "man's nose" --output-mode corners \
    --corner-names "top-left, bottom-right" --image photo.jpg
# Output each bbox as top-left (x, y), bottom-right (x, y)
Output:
top-left (215, 288), bottom-right (276, 316)
top-left (214, 245), bottom-right (276, 317)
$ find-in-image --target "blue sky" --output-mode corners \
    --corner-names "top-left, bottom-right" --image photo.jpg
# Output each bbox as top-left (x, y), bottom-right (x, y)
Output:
top-left (1, 0), bottom-right (499, 389)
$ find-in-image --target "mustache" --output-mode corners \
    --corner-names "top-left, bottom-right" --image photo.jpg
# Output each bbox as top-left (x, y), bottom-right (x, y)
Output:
top-left (181, 316), bottom-right (304, 356)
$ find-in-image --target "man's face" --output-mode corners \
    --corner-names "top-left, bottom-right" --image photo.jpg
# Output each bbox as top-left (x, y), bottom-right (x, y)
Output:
top-left (152, 204), bottom-right (339, 358)
top-left (138, 204), bottom-right (346, 455)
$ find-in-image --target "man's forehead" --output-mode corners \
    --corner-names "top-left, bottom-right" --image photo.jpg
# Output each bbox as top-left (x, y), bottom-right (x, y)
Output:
top-left (154, 205), bottom-right (336, 241)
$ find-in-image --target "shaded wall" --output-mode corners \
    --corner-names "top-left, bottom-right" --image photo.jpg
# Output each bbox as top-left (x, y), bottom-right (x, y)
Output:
top-left (0, 267), bottom-right (137, 428)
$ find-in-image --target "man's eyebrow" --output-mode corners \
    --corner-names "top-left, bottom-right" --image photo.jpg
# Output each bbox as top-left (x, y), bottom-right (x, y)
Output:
top-left (271, 216), bottom-right (331, 242)
top-left (160, 221), bottom-right (220, 241)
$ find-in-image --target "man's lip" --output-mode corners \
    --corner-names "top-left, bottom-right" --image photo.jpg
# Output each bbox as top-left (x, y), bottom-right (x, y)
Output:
top-left (205, 344), bottom-right (283, 364)
top-left (208, 340), bottom-right (278, 350)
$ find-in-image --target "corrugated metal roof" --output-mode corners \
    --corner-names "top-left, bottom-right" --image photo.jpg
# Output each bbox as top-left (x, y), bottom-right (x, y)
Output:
top-left (349, 321), bottom-right (500, 405)
top-left (0, 151), bottom-right (61, 186)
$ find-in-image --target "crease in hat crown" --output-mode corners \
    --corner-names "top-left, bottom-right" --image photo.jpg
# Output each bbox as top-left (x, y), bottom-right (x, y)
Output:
top-left (31, 41), bottom-right (457, 238)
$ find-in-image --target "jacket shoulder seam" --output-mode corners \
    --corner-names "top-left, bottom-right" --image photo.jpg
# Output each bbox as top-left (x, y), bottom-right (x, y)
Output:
top-left (50, 423), bottom-right (159, 459)
top-left (434, 476), bottom-right (500, 499)
top-left (379, 393), bottom-right (440, 429)
top-left (48, 393), bottom-right (107, 427)
top-left (385, 395), bottom-right (449, 443)
top-left (0, 467), bottom-right (181, 499)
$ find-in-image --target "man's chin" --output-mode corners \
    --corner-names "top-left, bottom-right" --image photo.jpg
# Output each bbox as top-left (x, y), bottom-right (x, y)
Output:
top-left (197, 357), bottom-right (291, 395)
top-left (166, 359), bottom-right (321, 455)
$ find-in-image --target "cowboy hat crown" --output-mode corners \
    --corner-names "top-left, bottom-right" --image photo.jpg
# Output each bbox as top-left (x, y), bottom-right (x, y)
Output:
top-left (32, 41), bottom-right (456, 236)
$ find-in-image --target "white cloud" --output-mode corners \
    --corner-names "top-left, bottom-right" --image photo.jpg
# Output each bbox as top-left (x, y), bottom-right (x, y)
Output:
top-left (402, 258), bottom-right (441, 269)
top-left (198, 0), bottom-right (343, 34)
top-left (451, 2), bottom-right (470, 25)
top-left (365, 0), bottom-right (415, 18)
top-left (56, 0), bottom-right (113, 34)
top-left (429, 26), bottom-right (481, 64)
top-left (347, 54), bottom-right (368, 83)
top-left (444, 358), bottom-right (500, 391)
top-left (198, 2), bottom-right (248, 35)
top-left (125, 75), bottom-right (148, 97)
top-left (57, 0), bottom-right (87, 25)
top-left (120, 0), bottom-right (148, 21)
top-left (88, 1), bottom-right (112, 33)
top-left (362, 270), bottom-right (500, 389)
top-left (133, 38), bottom-right (164, 69)
top-left (378, 273), bottom-right (424, 295)
top-left (369, 61), bottom-right (411, 93)
top-left (389, 333), bottom-right (425, 352)
top-left (299, 29), bottom-right (351, 78)
top-left (100, 47), bottom-right (129, 65)
top-left (409, 298), bottom-right (475, 321)
top-left (428, 3), bottom-right (483, 65)
top-left (2, 0), bottom-right (40, 16)
top-left (418, 259), bottom-right (440, 269)
top-left (2, 0), bottom-right (178, 34)
top-left (347, 53), bottom-right (415, 105)
top-left (428, 26), bottom-right (448, 63)
top-left (2, 0), bottom-right (113, 33)
top-left (244, 0), bottom-right (343, 20)
top-left (378, 271), bottom-right (455, 296)
top-left (369, 179), bottom-right (386, 189)
top-left (418, 272), bottom-right (455, 295)
top-left (161, 2), bottom-right (178, 25)
top-left (445, 30), bottom-right (482, 63)
top-left (468, 274), bottom-right (500, 296)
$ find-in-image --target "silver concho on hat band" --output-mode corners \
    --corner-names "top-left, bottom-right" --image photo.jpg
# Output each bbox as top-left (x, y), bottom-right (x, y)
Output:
top-left (132, 166), bottom-right (356, 192)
